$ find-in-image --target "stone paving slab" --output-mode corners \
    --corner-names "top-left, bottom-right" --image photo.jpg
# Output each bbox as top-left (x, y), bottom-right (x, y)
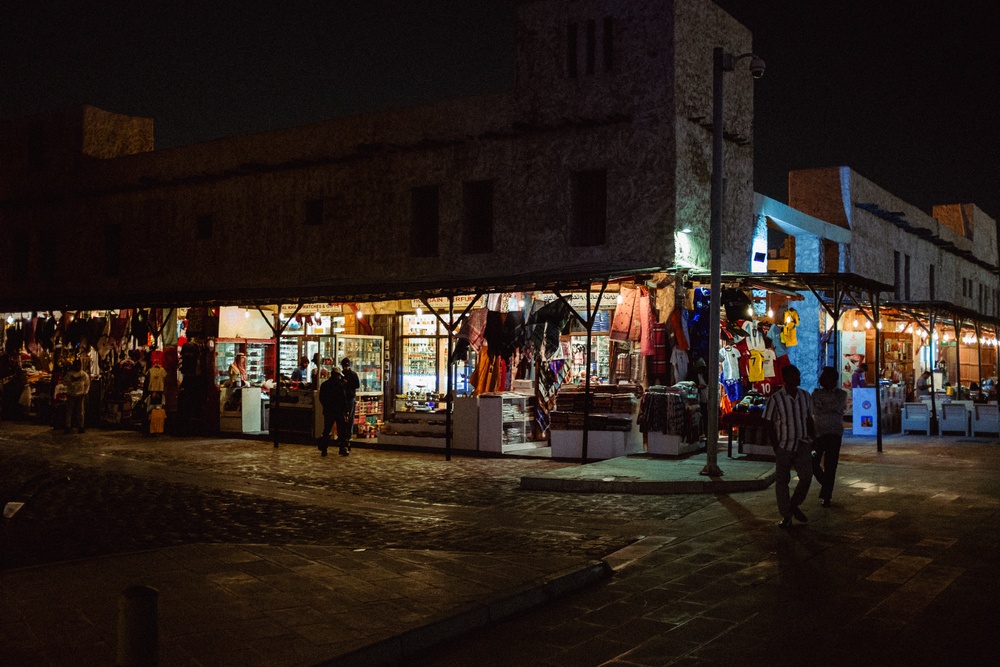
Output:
top-left (0, 544), bottom-right (610, 667)
top-left (519, 455), bottom-right (776, 494)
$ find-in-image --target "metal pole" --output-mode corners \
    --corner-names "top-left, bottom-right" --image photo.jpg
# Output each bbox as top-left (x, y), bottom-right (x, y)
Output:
top-left (273, 304), bottom-right (282, 449)
top-left (702, 46), bottom-right (725, 477)
top-left (873, 293), bottom-right (883, 453)
top-left (582, 282), bottom-right (593, 463)
top-left (929, 310), bottom-right (938, 433)
top-left (446, 296), bottom-right (453, 462)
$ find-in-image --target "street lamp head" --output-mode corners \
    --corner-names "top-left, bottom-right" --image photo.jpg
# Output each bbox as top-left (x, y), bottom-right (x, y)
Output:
top-left (749, 55), bottom-right (765, 79)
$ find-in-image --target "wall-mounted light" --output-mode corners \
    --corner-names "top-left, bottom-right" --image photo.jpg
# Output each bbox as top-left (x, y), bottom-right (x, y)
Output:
top-left (877, 321), bottom-right (883, 330)
top-left (679, 227), bottom-right (692, 234)
top-left (356, 309), bottom-right (364, 320)
top-left (416, 307), bottom-right (423, 317)
top-left (767, 309), bottom-right (774, 318)
top-left (865, 320), bottom-right (871, 329)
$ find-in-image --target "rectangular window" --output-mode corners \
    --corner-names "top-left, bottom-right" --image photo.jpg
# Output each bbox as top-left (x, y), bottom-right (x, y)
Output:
top-left (904, 254), bottom-right (910, 300)
top-left (929, 265), bottom-right (935, 301)
top-left (12, 235), bottom-right (29, 282)
top-left (105, 223), bottom-right (122, 278)
top-left (196, 214), bottom-right (213, 239)
top-left (566, 23), bottom-right (578, 77)
top-left (28, 121), bottom-right (44, 171)
top-left (411, 186), bottom-right (440, 257)
top-left (585, 19), bottom-right (596, 75)
top-left (893, 251), bottom-right (901, 300)
top-left (603, 17), bottom-right (614, 71)
top-left (304, 199), bottom-right (324, 226)
top-left (980, 283), bottom-right (985, 313)
top-left (462, 180), bottom-right (494, 254)
top-left (571, 170), bottom-right (607, 247)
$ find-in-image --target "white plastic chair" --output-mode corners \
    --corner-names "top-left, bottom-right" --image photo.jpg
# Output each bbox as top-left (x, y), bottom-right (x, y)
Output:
top-left (972, 404), bottom-right (1000, 437)
top-left (901, 402), bottom-right (931, 435)
top-left (939, 403), bottom-right (970, 436)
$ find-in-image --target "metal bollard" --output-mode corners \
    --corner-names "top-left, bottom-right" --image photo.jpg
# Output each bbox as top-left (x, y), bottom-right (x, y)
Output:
top-left (116, 585), bottom-right (159, 666)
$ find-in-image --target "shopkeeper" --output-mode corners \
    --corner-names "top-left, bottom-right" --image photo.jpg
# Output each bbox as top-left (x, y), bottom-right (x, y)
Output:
top-left (229, 353), bottom-right (248, 387)
top-left (291, 356), bottom-right (310, 383)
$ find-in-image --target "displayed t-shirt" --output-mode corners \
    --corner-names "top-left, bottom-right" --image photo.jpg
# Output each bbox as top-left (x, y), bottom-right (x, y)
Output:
top-left (761, 349), bottom-right (777, 378)
top-left (720, 346), bottom-right (742, 381)
top-left (767, 324), bottom-right (788, 357)
top-left (742, 320), bottom-right (765, 352)
top-left (781, 309), bottom-right (799, 346)
top-left (747, 350), bottom-right (765, 382)
top-left (670, 347), bottom-right (689, 385)
top-left (147, 365), bottom-right (168, 392)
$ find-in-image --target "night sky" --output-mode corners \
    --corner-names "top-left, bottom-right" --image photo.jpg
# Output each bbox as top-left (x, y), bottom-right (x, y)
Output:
top-left (2, 0), bottom-right (997, 219)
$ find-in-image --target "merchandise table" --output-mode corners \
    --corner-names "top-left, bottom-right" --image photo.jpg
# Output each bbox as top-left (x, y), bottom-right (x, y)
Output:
top-left (720, 411), bottom-right (771, 458)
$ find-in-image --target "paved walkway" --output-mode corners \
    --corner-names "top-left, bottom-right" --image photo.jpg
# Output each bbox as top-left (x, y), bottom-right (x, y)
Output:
top-left (2, 423), bottom-right (999, 665)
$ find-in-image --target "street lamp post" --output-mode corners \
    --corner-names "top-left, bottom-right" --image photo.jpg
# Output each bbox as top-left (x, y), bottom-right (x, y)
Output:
top-left (701, 46), bottom-right (765, 478)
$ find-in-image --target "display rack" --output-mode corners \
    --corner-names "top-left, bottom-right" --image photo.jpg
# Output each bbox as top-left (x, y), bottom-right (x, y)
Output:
top-left (882, 334), bottom-right (913, 385)
top-left (478, 392), bottom-right (540, 452)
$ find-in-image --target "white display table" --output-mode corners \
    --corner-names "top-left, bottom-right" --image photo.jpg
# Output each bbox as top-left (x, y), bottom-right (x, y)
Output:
top-left (550, 427), bottom-right (643, 459)
top-left (647, 431), bottom-right (704, 456)
top-left (220, 386), bottom-right (262, 433)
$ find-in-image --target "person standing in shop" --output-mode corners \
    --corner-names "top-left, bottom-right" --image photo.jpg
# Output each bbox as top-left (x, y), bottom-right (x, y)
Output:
top-left (811, 366), bottom-right (847, 508)
top-left (64, 358), bottom-right (91, 434)
top-left (763, 364), bottom-right (815, 528)
top-left (916, 370), bottom-right (932, 397)
top-left (340, 357), bottom-right (360, 445)
top-left (318, 366), bottom-right (350, 457)
top-left (851, 362), bottom-right (868, 388)
top-left (291, 356), bottom-right (309, 383)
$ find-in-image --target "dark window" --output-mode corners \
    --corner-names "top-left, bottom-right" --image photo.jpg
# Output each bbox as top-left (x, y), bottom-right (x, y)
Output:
top-left (463, 180), bottom-right (494, 254)
top-left (411, 186), bottom-right (440, 257)
top-left (196, 214), bottom-right (213, 239)
top-left (105, 223), bottom-right (122, 278)
top-left (566, 23), bottom-right (578, 77)
top-left (980, 283), bottom-right (985, 313)
top-left (893, 251), bottom-right (901, 299)
top-left (603, 17), bottom-right (614, 71)
top-left (28, 121), bottom-right (44, 171)
top-left (12, 235), bottom-right (29, 282)
top-left (571, 170), bottom-right (607, 247)
top-left (904, 254), bottom-right (911, 300)
top-left (585, 19), bottom-right (596, 75)
top-left (929, 265), bottom-right (935, 301)
top-left (304, 199), bottom-right (324, 226)
top-left (962, 277), bottom-right (968, 297)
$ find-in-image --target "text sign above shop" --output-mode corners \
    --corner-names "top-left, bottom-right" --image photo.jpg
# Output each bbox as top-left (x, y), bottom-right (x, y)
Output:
top-left (279, 303), bottom-right (344, 315)
top-left (410, 295), bottom-right (481, 310)
top-left (535, 292), bottom-right (619, 310)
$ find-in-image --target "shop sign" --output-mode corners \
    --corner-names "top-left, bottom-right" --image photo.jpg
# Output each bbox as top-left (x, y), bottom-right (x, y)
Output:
top-left (535, 292), bottom-right (619, 310)
top-left (280, 303), bottom-right (344, 315)
top-left (410, 295), bottom-right (481, 310)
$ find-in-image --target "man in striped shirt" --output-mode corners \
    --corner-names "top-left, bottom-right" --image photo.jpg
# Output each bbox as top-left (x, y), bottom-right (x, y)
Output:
top-left (763, 364), bottom-right (815, 528)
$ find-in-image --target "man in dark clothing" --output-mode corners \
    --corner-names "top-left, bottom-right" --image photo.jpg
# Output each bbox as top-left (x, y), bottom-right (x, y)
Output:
top-left (340, 357), bottom-right (360, 445)
top-left (318, 367), bottom-right (349, 457)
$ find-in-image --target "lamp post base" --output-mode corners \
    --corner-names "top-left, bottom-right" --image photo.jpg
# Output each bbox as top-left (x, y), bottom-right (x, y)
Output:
top-left (699, 464), bottom-right (724, 477)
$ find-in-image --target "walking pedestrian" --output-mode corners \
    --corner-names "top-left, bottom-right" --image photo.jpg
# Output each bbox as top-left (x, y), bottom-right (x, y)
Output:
top-left (318, 367), bottom-right (350, 457)
top-left (340, 357), bottom-right (360, 443)
top-left (763, 364), bottom-right (815, 528)
top-left (64, 358), bottom-right (91, 434)
top-left (812, 366), bottom-right (847, 508)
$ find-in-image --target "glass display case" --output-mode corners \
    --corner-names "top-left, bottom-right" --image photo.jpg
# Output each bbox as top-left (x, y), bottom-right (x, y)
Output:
top-left (215, 341), bottom-right (271, 386)
top-left (335, 334), bottom-right (384, 395)
top-left (568, 334), bottom-right (611, 384)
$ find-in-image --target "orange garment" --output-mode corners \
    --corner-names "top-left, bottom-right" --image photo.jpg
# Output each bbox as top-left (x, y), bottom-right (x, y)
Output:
top-left (149, 408), bottom-right (166, 434)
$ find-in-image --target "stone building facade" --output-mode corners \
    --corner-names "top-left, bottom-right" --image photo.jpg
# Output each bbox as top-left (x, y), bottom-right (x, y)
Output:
top-left (0, 0), bottom-right (756, 312)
